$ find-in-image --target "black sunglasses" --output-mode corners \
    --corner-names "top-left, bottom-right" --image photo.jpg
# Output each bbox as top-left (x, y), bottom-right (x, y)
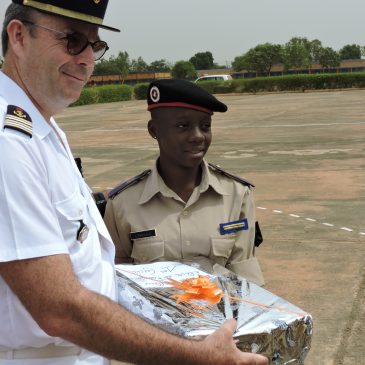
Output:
top-left (22, 20), bottom-right (109, 61)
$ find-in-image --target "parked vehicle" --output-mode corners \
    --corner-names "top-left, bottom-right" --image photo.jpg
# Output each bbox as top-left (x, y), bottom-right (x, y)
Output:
top-left (195, 74), bottom-right (232, 82)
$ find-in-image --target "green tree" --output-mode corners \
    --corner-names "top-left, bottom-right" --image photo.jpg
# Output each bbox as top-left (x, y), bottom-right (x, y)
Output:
top-left (339, 44), bottom-right (361, 60)
top-left (93, 51), bottom-right (130, 79)
top-left (307, 39), bottom-right (323, 63)
top-left (129, 56), bottom-right (149, 73)
top-left (113, 51), bottom-right (130, 79)
top-left (237, 43), bottom-right (283, 74)
top-left (318, 47), bottom-right (340, 69)
top-left (171, 60), bottom-right (197, 80)
top-left (282, 37), bottom-right (311, 70)
top-left (147, 59), bottom-right (171, 72)
top-left (231, 55), bottom-right (246, 72)
top-left (189, 51), bottom-right (214, 70)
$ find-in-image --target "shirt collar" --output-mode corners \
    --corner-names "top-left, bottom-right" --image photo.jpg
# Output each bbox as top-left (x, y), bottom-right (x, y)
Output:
top-left (138, 160), bottom-right (181, 204)
top-left (200, 160), bottom-right (230, 196)
top-left (0, 71), bottom-right (53, 139)
top-left (138, 159), bottom-right (229, 205)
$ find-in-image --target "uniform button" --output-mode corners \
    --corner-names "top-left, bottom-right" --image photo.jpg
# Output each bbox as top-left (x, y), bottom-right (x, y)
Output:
top-left (142, 256), bottom-right (147, 261)
top-left (186, 241), bottom-right (191, 246)
top-left (79, 209), bottom-right (83, 215)
top-left (183, 211), bottom-right (189, 216)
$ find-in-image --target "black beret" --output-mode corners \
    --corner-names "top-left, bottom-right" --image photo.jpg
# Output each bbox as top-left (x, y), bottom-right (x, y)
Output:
top-left (147, 79), bottom-right (227, 115)
top-left (12, 0), bottom-right (120, 32)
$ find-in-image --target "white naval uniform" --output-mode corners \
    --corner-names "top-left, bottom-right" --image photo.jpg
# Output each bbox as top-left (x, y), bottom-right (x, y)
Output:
top-left (0, 71), bottom-right (116, 364)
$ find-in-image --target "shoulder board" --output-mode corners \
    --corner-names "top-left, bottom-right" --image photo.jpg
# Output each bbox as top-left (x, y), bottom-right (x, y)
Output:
top-left (108, 169), bottom-right (152, 200)
top-left (3, 105), bottom-right (32, 138)
top-left (208, 162), bottom-right (254, 188)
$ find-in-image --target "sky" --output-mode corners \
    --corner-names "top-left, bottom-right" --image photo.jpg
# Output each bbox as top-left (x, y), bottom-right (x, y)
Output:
top-left (0, 0), bottom-right (364, 65)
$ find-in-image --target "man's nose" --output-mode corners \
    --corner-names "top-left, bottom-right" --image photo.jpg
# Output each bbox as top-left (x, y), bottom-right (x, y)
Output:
top-left (75, 44), bottom-right (95, 67)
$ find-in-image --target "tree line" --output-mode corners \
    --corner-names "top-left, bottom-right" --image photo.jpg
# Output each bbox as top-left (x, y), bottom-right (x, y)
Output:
top-left (92, 50), bottom-right (223, 80)
top-left (232, 37), bottom-right (364, 74)
top-left (91, 37), bottom-right (365, 80)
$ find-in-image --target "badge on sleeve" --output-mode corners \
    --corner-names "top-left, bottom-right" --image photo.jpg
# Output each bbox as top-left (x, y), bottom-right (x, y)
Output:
top-left (3, 105), bottom-right (32, 137)
top-left (219, 219), bottom-right (249, 235)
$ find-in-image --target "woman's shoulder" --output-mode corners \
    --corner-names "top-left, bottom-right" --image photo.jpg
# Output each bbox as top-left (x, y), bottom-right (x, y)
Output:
top-left (108, 169), bottom-right (152, 200)
top-left (207, 162), bottom-right (254, 189)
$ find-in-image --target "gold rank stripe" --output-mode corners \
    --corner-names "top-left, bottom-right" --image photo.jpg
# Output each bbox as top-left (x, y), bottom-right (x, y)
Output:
top-left (223, 222), bottom-right (246, 231)
top-left (23, 0), bottom-right (104, 25)
top-left (4, 117), bottom-right (32, 135)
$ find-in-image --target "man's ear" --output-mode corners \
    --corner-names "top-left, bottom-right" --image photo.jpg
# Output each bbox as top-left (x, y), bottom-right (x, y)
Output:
top-left (148, 119), bottom-right (157, 139)
top-left (7, 20), bottom-right (28, 57)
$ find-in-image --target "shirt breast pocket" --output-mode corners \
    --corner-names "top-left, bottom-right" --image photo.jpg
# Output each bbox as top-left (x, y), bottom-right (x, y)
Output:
top-left (54, 189), bottom-right (86, 245)
top-left (210, 237), bottom-right (236, 267)
top-left (131, 238), bottom-right (165, 263)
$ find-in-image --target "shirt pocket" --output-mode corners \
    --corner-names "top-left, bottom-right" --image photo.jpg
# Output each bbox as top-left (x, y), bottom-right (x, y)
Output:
top-left (131, 238), bottom-right (165, 263)
top-left (210, 236), bottom-right (236, 267)
top-left (54, 189), bottom-right (86, 245)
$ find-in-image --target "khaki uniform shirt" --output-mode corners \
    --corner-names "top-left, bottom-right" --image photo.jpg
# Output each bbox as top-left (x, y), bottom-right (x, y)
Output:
top-left (105, 160), bottom-right (264, 286)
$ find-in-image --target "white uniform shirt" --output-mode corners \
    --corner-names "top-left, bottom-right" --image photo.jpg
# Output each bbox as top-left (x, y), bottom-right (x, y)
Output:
top-left (0, 72), bottom-right (116, 358)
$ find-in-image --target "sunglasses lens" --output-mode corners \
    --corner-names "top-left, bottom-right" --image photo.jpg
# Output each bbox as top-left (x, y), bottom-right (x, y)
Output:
top-left (66, 33), bottom-right (88, 55)
top-left (66, 34), bottom-right (108, 60)
top-left (92, 41), bottom-right (108, 61)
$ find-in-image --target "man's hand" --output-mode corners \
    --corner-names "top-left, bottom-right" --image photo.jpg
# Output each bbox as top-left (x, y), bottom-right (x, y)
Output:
top-left (203, 319), bottom-right (269, 365)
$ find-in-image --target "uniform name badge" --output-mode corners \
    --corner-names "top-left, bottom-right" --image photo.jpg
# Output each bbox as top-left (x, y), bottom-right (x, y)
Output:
top-left (219, 218), bottom-right (249, 235)
top-left (77, 220), bottom-right (89, 243)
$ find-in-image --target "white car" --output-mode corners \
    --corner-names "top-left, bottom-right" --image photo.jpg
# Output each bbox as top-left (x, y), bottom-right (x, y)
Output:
top-left (195, 74), bottom-right (232, 82)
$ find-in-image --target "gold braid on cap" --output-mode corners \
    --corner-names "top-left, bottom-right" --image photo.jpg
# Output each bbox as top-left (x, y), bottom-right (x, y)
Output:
top-left (22, 0), bottom-right (103, 25)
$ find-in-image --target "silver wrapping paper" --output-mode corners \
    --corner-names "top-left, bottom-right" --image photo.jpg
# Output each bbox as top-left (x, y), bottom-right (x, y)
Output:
top-left (116, 261), bottom-right (312, 365)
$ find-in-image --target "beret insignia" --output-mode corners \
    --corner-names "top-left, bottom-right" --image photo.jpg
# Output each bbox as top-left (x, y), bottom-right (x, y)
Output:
top-left (150, 86), bottom-right (160, 103)
top-left (4, 105), bottom-right (32, 138)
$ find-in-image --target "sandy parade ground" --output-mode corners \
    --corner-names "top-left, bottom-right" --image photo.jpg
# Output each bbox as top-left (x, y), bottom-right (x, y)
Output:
top-left (57, 89), bottom-right (365, 365)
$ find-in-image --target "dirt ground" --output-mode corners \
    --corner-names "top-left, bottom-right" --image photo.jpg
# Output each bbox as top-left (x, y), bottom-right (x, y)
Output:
top-left (57, 89), bottom-right (365, 365)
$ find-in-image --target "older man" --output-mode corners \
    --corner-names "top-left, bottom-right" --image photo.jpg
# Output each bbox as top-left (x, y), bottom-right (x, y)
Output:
top-left (0, 1), bottom-right (267, 365)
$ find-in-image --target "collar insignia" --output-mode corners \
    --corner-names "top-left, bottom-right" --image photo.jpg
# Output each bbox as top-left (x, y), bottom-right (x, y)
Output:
top-left (220, 218), bottom-right (249, 235)
top-left (4, 105), bottom-right (32, 138)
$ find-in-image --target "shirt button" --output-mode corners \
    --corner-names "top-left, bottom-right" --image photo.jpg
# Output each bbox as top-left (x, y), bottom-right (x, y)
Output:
top-left (183, 211), bottom-right (189, 217)
top-left (186, 241), bottom-right (191, 246)
top-left (79, 209), bottom-right (83, 215)
top-left (142, 256), bottom-right (147, 261)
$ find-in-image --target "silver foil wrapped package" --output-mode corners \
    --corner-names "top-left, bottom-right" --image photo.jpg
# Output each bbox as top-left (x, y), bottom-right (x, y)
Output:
top-left (116, 261), bottom-right (312, 365)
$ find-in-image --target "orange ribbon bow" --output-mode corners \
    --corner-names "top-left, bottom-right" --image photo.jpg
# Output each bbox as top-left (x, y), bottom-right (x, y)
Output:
top-left (167, 275), bottom-right (222, 305)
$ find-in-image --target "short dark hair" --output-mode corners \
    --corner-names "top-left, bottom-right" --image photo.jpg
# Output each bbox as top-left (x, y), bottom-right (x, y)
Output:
top-left (1, 4), bottom-right (37, 56)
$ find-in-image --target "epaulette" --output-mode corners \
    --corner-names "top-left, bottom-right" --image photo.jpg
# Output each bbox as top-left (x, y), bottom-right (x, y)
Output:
top-left (3, 105), bottom-right (32, 138)
top-left (208, 162), bottom-right (254, 188)
top-left (108, 169), bottom-right (152, 199)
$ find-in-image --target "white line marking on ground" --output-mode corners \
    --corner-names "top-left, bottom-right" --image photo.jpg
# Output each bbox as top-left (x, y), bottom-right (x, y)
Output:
top-left (340, 227), bottom-right (353, 232)
top-left (258, 206), bottom-right (363, 236)
top-left (322, 223), bottom-right (334, 227)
